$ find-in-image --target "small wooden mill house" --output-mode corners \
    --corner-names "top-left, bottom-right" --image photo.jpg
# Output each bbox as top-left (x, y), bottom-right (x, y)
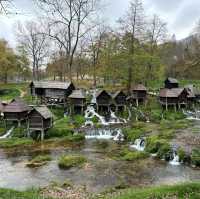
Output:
top-left (127, 84), bottom-right (147, 107)
top-left (112, 90), bottom-right (127, 111)
top-left (165, 77), bottom-right (179, 89)
top-left (159, 88), bottom-right (189, 110)
top-left (30, 81), bottom-right (75, 105)
top-left (3, 98), bottom-right (31, 127)
top-left (95, 90), bottom-right (112, 112)
top-left (28, 106), bottom-right (54, 140)
top-left (68, 90), bottom-right (87, 114)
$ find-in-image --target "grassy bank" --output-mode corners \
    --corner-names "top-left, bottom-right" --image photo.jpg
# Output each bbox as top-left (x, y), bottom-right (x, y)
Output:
top-left (0, 188), bottom-right (50, 199)
top-left (102, 182), bottom-right (200, 199)
top-left (0, 182), bottom-right (200, 199)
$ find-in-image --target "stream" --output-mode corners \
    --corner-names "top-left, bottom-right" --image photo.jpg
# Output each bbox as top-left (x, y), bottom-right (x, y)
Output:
top-left (0, 139), bottom-right (200, 192)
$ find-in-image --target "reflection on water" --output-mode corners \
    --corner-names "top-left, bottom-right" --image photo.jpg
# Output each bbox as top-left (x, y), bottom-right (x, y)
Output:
top-left (0, 140), bottom-right (200, 192)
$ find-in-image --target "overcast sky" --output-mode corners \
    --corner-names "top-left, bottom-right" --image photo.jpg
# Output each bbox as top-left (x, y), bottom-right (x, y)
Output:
top-left (0, 0), bottom-right (200, 47)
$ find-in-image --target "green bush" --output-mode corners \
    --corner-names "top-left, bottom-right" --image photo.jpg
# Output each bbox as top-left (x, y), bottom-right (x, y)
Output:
top-left (191, 148), bottom-right (200, 167)
top-left (46, 128), bottom-right (73, 138)
top-left (150, 109), bottom-right (163, 122)
top-left (58, 155), bottom-right (87, 169)
top-left (157, 143), bottom-right (171, 160)
top-left (178, 148), bottom-right (186, 162)
top-left (123, 128), bottom-right (144, 142)
top-left (145, 136), bottom-right (165, 154)
top-left (158, 129), bottom-right (175, 140)
top-left (72, 115), bottom-right (85, 127)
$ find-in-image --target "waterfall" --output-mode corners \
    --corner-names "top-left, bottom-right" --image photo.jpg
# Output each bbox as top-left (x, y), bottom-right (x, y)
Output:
top-left (0, 126), bottom-right (15, 139)
top-left (183, 109), bottom-right (200, 121)
top-left (85, 128), bottom-right (124, 141)
top-left (130, 138), bottom-right (145, 151)
top-left (169, 152), bottom-right (180, 166)
top-left (84, 105), bottom-right (127, 126)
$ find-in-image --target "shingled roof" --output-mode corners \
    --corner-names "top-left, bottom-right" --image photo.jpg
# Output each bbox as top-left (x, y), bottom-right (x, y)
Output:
top-left (33, 106), bottom-right (54, 119)
top-left (3, 98), bottom-right (32, 113)
top-left (132, 84), bottom-right (147, 91)
top-left (112, 91), bottom-right (126, 99)
top-left (68, 90), bottom-right (86, 99)
top-left (95, 90), bottom-right (111, 99)
top-left (31, 81), bottom-right (74, 90)
top-left (159, 88), bottom-right (188, 98)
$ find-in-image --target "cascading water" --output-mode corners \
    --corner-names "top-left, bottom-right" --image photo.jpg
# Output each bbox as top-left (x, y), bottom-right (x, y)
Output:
top-left (0, 126), bottom-right (15, 139)
top-left (85, 128), bottom-right (124, 141)
top-left (169, 151), bottom-right (180, 166)
top-left (183, 109), bottom-right (200, 121)
top-left (130, 138), bottom-right (145, 151)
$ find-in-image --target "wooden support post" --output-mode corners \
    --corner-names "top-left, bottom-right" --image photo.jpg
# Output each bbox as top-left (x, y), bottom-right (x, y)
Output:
top-left (136, 99), bottom-right (139, 107)
top-left (41, 130), bottom-right (44, 141)
top-left (174, 104), bottom-right (177, 112)
top-left (18, 120), bottom-right (21, 127)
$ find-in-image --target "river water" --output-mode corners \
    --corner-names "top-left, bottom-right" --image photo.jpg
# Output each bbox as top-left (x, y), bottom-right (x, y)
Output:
top-left (0, 139), bottom-right (200, 193)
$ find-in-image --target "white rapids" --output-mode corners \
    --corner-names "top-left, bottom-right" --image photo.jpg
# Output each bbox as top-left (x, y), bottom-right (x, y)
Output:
top-left (183, 110), bottom-right (200, 121)
top-left (85, 128), bottom-right (124, 141)
top-left (0, 126), bottom-right (15, 139)
top-left (130, 138), bottom-right (145, 151)
top-left (169, 152), bottom-right (180, 166)
top-left (84, 105), bottom-right (128, 126)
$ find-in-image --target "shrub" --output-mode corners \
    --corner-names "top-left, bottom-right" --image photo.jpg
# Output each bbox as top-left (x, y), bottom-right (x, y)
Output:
top-left (123, 128), bottom-right (144, 142)
top-left (150, 109), bottom-right (163, 122)
top-left (58, 155), bottom-right (87, 169)
top-left (46, 128), bottom-right (73, 138)
top-left (178, 148), bottom-right (186, 162)
top-left (145, 136), bottom-right (165, 154)
top-left (157, 143), bottom-right (171, 160)
top-left (158, 129), bottom-right (175, 140)
top-left (72, 115), bottom-right (85, 127)
top-left (191, 148), bottom-right (200, 167)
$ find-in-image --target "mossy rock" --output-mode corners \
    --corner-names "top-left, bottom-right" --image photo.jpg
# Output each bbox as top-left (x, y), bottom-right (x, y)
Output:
top-left (26, 155), bottom-right (52, 168)
top-left (122, 151), bottom-right (149, 161)
top-left (58, 155), bottom-right (87, 169)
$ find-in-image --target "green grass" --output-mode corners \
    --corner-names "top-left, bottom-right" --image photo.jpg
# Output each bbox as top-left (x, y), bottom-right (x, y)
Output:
top-left (58, 154), bottom-right (87, 169)
top-left (0, 138), bottom-right (34, 148)
top-left (26, 155), bottom-right (52, 168)
top-left (0, 83), bottom-right (28, 101)
top-left (0, 188), bottom-right (50, 199)
top-left (104, 182), bottom-right (200, 199)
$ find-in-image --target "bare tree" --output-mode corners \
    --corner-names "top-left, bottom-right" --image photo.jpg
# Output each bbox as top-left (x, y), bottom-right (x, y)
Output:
top-left (36, 0), bottom-right (99, 81)
top-left (146, 14), bottom-right (167, 80)
top-left (118, 0), bottom-right (145, 91)
top-left (17, 21), bottom-right (49, 81)
top-left (0, 0), bottom-right (12, 14)
top-left (87, 25), bottom-right (108, 87)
